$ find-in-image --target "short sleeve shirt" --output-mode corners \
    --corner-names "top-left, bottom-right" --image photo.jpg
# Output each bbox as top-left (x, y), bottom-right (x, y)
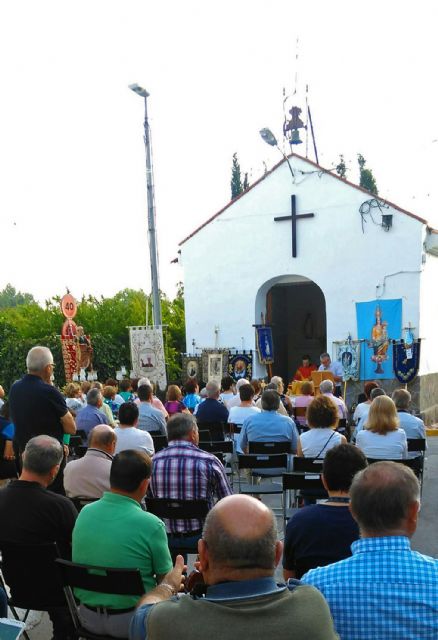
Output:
top-left (9, 374), bottom-right (68, 449)
top-left (73, 492), bottom-right (172, 608)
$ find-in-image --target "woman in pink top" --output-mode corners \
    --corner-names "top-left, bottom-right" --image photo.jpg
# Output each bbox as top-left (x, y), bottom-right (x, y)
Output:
top-left (294, 381), bottom-right (314, 428)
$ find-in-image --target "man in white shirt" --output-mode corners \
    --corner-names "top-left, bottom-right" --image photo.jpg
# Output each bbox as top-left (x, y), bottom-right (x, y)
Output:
top-left (64, 424), bottom-right (116, 498)
top-left (319, 380), bottom-right (347, 419)
top-left (228, 383), bottom-right (261, 426)
top-left (318, 353), bottom-right (343, 396)
top-left (227, 378), bottom-right (254, 409)
top-left (114, 403), bottom-right (154, 456)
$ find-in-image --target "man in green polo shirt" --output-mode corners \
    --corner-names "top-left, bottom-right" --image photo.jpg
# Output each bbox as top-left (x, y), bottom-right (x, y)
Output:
top-left (72, 449), bottom-right (172, 639)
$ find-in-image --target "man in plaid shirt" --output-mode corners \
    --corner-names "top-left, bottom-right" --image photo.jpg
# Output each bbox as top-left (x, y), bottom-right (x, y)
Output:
top-left (149, 413), bottom-right (232, 551)
top-left (302, 461), bottom-right (438, 639)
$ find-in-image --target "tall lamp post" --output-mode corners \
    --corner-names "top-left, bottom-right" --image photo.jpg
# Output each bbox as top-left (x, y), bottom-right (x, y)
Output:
top-left (129, 83), bottom-right (162, 327)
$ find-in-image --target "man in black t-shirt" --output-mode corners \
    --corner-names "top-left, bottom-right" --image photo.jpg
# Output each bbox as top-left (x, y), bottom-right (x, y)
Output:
top-left (0, 435), bottom-right (77, 639)
top-left (9, 346), bottom-right (76, 493)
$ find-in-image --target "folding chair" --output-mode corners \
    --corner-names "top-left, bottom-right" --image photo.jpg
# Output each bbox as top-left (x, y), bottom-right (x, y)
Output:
top-left (199, 440), bottom-right (235, 487)
top-left (282, 472), bottom-right (325, 523)
top-left (145, 497), bottom-right (209, 558)
top-left (69, 496), bottom-right (99, 513)
top-left (151, 434), bottom-right (168, 452)
top-left (196, 421), bottom-right (226, 441)
top-left (55, 559), bottom-right (144, 640)
top-left (237, 453), bottom-right (288, 497)
top-left (290, 457), bottom-right (327, 506)
top-left (337, 418), bottom-right (350, 441)
top-left (0, 541), bottom-right (66, 640)
top-left (407, 438), bottom-right (426, 491)
top-left (366, 456), bottom-right (423, 489)
top-left (198, 429), bottom-right (212, 443)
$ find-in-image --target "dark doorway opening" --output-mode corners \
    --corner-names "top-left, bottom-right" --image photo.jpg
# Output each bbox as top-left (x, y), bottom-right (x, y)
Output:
top-left (267, 280), bottom-right (326, 383)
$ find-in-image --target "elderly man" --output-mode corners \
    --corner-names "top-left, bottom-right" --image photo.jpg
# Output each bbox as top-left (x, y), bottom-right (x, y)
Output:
top-left (319, 380), bottom-right (347, 419)
top-left (301, 461), bottom-right (438, 639)
top-left (136, 378), bottom-right (168, 418)
top-left (114, 403), bottom-right (154, 456)
top-left (76, 388), bottom-right (108, 438)
top-left (9, 346), bottom-right (76, 494)
top-left (0, 435), bottom-right (77, 638)
top-left (149, 413), bottom-right (232, 553)
top-left (392, 389), bottom-right (426, 455)
top-left (73, 450), bottom-right (173, 638)
top-left (130, 494), bottom-right (338, 640)
top-left (255, 382), bottom-right (288, 416)
top-left (64, 424), bottom-right (116, 498)
top-left (238, 389), bottom-right (299, 454)
top-left (226, 378), bottom-right (255, 409)
top-left (318, 352), bottom-right (343, 396)
top-left (195, 380), bottom-right (229, 423)
top-left (137, 385), bottom-right (167, 435)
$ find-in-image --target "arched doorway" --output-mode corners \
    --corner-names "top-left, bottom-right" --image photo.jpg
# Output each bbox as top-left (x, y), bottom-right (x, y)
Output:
top-left (255, 276), bottom-right (326, 382)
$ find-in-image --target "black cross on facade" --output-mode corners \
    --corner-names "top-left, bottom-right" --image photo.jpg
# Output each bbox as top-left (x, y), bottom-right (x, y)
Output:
top-left (274, 195), bottom-right (315, 258)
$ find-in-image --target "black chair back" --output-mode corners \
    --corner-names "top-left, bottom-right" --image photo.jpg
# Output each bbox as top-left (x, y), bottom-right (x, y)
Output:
top-left (366, 457), bottom-right (421, 477)
top-left (151, 434), bottom-right (168, 452)
top-left (292, 457), bottom-right (324, 473)
top-left (196, 421), bottom-right (225, 441)
top-left (0, 541), bottom-right (65, 609)
top-left (199, 440), bottom-right (233, 455)
top-left (198, 429), bottom-right (212, 443)
top-left (249, 441), bottom-right (292, 454)
top-left (55, 558), bottom-right (144, 596)
top-left (69, 496), bottom-right (98, 512)
top-left (145, 497), bottom-right (209, 521)
top-left (282, 472), bottom-right (324, 492)
top-left (407, 438), bottom-right (426, 452)
top-left (238, 453), bottom-right (288, 471)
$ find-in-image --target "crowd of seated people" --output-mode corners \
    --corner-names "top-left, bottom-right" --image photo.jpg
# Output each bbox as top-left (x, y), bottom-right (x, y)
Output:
top-left (0, 345), bottom-right (435, 639)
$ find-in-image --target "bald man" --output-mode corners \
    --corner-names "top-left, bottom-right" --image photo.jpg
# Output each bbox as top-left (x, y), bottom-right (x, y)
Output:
top-left (130, 495), bottom-right (338, 640)
top-left (64, 425), bottom-right (116, 499)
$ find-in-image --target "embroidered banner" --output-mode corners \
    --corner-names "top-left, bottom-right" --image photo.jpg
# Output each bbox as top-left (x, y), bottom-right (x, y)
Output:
top-left (181, 355), bottom-right (203, 381)
top-left (228, 352), bottom-right (253, 381)
top-left (393, 339), bottom-right (421, 383)
top-left (255, 326), bottom-right (274, 365)
top-left (201, 349), bottom-right (229, 383)
top-left (129, 326), bottom-right (167, 390)
top-left (356, 299), bottom-right (402, 380)
top-left (336, 337), bottom-right (361, 381)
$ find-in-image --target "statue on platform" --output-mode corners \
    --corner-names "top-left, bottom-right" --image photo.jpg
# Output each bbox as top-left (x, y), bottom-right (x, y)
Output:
top-left (368, 305), bottom-right (389, 374)
top-left (76, 326), bottom-right (93, 373)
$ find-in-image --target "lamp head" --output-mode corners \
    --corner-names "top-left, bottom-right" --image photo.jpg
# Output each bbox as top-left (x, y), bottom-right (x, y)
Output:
top-left (259, 128), bottom-right (278, 147)
top-left (129, 83), bottom-right (150, 98)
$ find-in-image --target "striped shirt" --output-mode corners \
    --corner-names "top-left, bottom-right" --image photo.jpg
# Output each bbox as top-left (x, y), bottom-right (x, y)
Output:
top-left (149, 440), bottom-right (232, 533)
top-left (302, 536), bottom-right (438, 639)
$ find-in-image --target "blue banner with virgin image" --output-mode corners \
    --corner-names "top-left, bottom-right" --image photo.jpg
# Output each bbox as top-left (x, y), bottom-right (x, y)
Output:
top-left (356, 299), bottom-right (402, 380)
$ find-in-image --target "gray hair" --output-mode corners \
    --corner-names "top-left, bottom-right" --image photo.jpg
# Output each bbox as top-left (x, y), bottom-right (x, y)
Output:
top-left (23, 435), bottom-right (63, 475)
top-left (167, 413), bottom-right (197, 441)
top-left (206, 380), bottom-right (220, 398)
top-left (392, 388), bottom-right (411, 410)
top-left (270, 376), bottom-right (283, 389)
top-left (203, 504), bottom-right (278, 570)
top-left (26, 346), bottom-right (53, 373)
top-left (320, 352), bottom-right (330, 360)
top-left (261, 389), bottom-right (280, 411)
top-left (87, 388), bottom-right (102, 406)
top-left (350, 461), bottom-right (420, 535)
top-left (137, 377), bottom-right (151, 388)
top-left (320, 379), bottom-right (334, 394)
top-left (370, 387), bottom-right (386, 400)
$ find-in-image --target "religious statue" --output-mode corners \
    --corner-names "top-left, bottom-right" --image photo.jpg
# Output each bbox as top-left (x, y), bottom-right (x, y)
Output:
top-left (368, 306), bottom-right (389, 374)
top-left (76, 326), bottom-right (93, 374)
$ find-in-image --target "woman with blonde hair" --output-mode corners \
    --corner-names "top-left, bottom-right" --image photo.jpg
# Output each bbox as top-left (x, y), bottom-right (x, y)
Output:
top-left (356, 395), bottom-right (407, 459)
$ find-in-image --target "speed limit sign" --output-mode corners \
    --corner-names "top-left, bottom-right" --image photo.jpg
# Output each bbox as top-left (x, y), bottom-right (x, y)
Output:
top-left (60, 293), bottom-right (77, 319)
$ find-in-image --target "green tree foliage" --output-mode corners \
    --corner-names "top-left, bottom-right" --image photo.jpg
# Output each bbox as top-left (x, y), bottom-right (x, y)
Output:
top-left (0, 283), bottom-right (35, 308)
top-left (231, 152), bottom-right (243, 199)
top-left (0, 287), bottom-right (186, 393)
top-left (336, 154), bottom-right (347, 179)
top-left (358, 154), bottom-right (378, 195)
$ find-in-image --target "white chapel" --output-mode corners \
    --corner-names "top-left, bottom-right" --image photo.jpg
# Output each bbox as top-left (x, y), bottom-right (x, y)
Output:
top-left (178, 152), bottom-right (438, 422)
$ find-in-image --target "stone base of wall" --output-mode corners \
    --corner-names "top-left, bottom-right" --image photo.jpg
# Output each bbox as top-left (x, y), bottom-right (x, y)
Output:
top-left (345, 373), bottom-right (438, 426)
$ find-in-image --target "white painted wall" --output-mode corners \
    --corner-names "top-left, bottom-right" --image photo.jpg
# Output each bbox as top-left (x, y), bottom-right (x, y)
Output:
top-left (419, 235), bottom-right (438, 375)
top-left (180, 155), bottom-right (425, 379)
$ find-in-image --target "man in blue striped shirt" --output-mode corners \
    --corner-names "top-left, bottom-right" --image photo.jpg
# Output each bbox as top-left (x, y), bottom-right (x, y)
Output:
top-left (301, 461), bottom-right (438, 639)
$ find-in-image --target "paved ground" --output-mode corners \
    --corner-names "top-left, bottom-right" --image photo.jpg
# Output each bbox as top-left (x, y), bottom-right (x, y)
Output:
top-left (14, 437), bottom-right (438, 638)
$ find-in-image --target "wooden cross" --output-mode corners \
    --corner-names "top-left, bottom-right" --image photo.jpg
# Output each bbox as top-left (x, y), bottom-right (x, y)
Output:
top-left (274, 195), bottom-right (315, 258)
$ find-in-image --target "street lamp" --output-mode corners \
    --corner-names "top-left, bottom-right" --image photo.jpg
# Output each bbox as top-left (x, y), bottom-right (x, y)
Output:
top-left (259, 127), bottom-right (295, 179)
top-left (129, 83), bottom-right (162, 327)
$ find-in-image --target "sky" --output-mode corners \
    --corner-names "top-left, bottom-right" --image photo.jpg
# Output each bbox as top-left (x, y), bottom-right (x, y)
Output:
top-left (1, 0), bottom-right (437, 304)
